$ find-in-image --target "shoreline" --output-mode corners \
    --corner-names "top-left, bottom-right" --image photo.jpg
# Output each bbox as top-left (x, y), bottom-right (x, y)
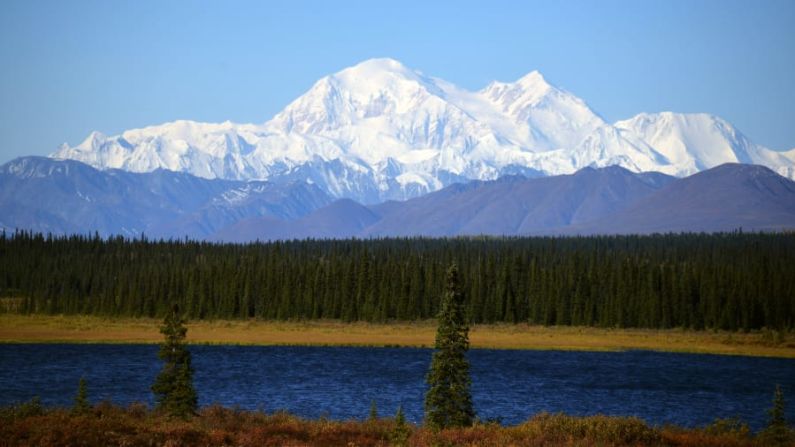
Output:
top-left (1, 314), bottom-right (793, 358)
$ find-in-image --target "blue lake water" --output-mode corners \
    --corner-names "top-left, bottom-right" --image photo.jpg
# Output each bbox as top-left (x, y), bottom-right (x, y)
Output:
top-left (0, 344), bottom-right (793, 430)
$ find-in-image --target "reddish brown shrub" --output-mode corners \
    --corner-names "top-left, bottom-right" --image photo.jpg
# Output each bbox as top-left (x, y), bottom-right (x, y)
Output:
top-left (0, 403), bottom-right (785, 447)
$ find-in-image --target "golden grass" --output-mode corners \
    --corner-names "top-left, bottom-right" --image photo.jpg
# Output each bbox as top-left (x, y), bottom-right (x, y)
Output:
top-left (0, 314), bottom-right (793, 358)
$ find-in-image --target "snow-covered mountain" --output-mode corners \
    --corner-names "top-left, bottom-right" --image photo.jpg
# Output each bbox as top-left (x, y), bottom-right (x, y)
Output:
top-left (614, 112), bottom-right (795, 178)
top-left (52, 58), bottom-right (795, 203)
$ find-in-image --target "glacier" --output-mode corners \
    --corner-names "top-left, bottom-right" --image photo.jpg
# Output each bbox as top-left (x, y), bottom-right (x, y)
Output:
top-left (51, 58), bottom-right (795, 204)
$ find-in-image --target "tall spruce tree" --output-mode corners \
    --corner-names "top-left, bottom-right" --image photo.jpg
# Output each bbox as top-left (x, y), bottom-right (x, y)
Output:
top-left (424, 264), bottom-right (475, 429)
top-left (151, 304), bottom-right (198, 418)
top-left (761, 384), bottom-right (793, 446)
top-left (72, 376), bottom-right (90, 415)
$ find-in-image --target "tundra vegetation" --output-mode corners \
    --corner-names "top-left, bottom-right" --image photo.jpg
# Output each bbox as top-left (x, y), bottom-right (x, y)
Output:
top-left (1, 396), bottom-right (792, 446)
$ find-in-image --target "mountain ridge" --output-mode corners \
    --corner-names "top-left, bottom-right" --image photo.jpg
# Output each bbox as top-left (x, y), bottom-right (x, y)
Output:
top-left (208, 162), bottom-right (795, 241)
top-left (3, 157), bottom-right (794, 240)
top-left (0, 156), bottom-right (332, 238)
top-left (51, 58), bottom-right (795, 204)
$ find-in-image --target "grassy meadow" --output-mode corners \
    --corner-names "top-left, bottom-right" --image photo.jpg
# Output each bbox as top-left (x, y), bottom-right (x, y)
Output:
top-left (1, 314), bottom-right (794, 358)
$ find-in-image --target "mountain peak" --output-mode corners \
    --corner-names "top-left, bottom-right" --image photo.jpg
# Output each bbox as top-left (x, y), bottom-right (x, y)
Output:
top-left (270, 58), bottom-right (446, 136)
top-left (345, 57), bottom-right (411, 73)
top-left (614, 111), bottom-right (757, 172)
top-left (514, 70), bottom-right (551, 91)
top-left (85, 130), bottom-right (106, 143)
top-left (69, 130), bottom-right (108, 153)
top-left (478, 69), bottom-right (605, 151)
top-left (483, 70), bottom-right (553, 94)
top-left (622, 112), bottom-right (737, 133)
top-left (329, 57), bottom-right (427, 86)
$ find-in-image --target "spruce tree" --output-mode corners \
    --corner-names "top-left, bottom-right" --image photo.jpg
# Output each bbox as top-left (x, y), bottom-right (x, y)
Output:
top-left (369, 399), bottom-right (378, 421)
top-left (72, 376), bottom-right (90, 415)
top-left (761, 384), bottom-right (793, 446)
top-left (151, 304), bottom-right (198, 418)
top-left (424, 264), bottom-right (475, 429)
top-left (391, 405), bottom-right (411, 446)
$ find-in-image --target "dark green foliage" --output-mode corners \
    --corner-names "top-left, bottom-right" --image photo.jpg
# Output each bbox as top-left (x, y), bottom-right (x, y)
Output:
top-left (368, 399), bottom-right (378, 421)
top-left (391, 404), bottom-right (411, 446)
top-left (424, 264), bottom-right (475, 429)
top-left (760, 385), bottom-right (793, 446)
top-left (2, 230), bottom-right (794, 330)
top-left (0, 397), bottom-right (43, 421)
top-left (703, 417), bottom-right (750, 438)
top-left (151, 305), bottom-right (197, 418)
top-left (72, 377), bottom-right (90, 415)
top-left (770, 385), bottom-right (788, 427)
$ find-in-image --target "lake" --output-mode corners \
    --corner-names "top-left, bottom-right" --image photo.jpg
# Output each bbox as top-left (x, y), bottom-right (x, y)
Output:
top-left (0, 344), bottom-right (793, 430)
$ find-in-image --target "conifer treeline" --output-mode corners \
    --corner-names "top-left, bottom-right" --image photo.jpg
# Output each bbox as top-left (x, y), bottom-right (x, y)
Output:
top-left (1, 231), bottom-right (793, 330)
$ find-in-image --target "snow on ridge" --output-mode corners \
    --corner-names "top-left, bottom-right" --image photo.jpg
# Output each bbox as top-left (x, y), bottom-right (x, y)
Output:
top-left (51, 58), bottom-right (795, 204)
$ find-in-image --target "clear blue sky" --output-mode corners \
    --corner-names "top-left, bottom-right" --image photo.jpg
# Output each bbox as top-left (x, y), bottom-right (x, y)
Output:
top-left (1, 0), bottom-right (794, 163)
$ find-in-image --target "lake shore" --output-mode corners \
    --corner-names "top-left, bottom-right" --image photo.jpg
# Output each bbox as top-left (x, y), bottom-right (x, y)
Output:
top-left (0, 314), bottom-right (793, 358)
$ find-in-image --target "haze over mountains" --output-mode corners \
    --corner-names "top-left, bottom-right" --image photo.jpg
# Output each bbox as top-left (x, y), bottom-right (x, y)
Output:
top-left (213, 163), bottom-right (795, 241)
top-left (0, 157), bottom-right (331, 238)
top-left (51, 58), bottom-right (795, 204)
top-left (2, 157), bottom-right (793, 240)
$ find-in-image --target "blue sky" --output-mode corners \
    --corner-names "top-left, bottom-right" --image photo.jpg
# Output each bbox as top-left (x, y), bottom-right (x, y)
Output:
top-left (1, 0), bottom-right (794, 163)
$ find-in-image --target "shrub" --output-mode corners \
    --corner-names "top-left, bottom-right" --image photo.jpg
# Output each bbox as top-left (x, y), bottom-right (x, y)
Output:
top-left (0, 396), bottom-right (44, 421)
top-left (518, 412), bottom-right (661, 445)
top-left (703, 417), bottom-right (750, 438)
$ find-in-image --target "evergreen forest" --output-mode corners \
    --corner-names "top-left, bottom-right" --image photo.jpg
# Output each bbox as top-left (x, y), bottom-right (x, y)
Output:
top-left (1, 231), bottom-right (793, 331)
